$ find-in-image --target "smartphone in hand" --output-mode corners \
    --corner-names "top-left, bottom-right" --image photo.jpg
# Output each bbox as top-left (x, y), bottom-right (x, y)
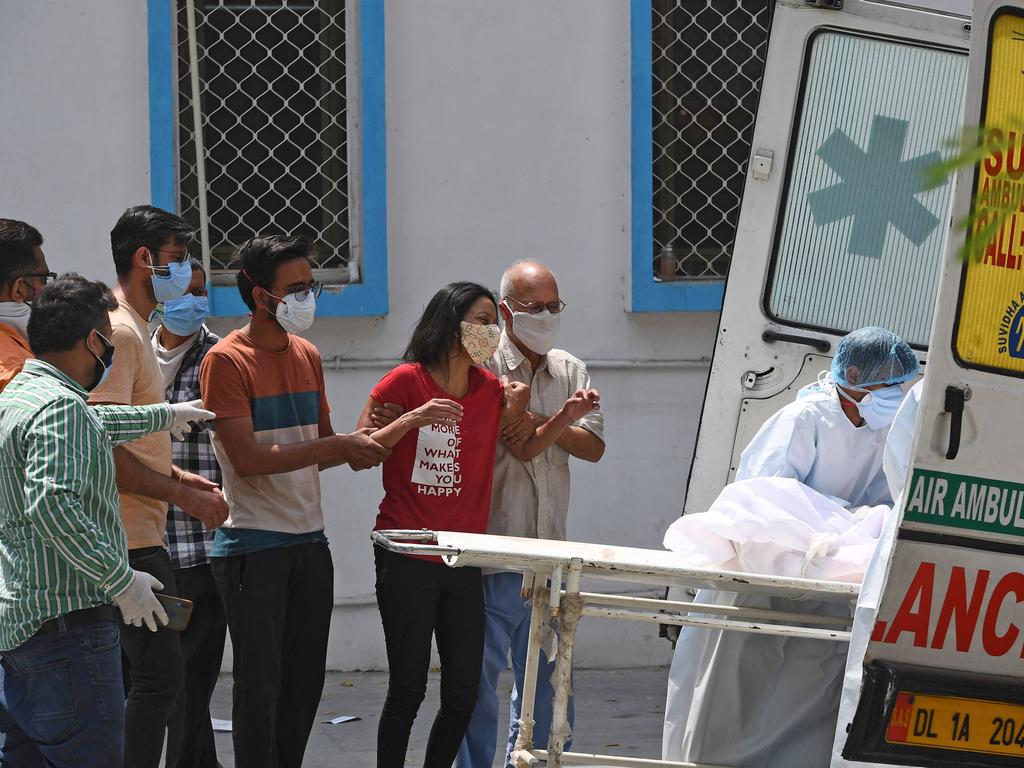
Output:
top-left (155, 593), bottom-right (194, 631)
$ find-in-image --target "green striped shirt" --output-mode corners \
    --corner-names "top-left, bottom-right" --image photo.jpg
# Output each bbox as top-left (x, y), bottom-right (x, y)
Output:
top-left (0, 359), bottom-right (173, 650)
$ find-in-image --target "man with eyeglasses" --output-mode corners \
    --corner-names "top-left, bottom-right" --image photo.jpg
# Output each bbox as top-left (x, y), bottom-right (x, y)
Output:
top-left (199, 235), bottom-right (388, 767)
top-left (89, 205), bottom-right (229, 768)
top-left (0, 219), bottom-right (55, 393)
top-left (458, 259), bottom-right (604, 768)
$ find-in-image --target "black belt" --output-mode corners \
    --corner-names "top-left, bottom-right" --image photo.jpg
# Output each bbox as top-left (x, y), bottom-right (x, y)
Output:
top-left (34, 605), bottom-right (116, 638)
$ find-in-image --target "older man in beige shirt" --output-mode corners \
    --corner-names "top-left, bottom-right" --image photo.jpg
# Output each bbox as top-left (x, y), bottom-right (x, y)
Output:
top-left (459, 260), bottom-right (604, 768)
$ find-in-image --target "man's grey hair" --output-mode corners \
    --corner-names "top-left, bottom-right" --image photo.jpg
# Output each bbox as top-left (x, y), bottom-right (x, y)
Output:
top-left (498, 259), bottom-right (555, 300)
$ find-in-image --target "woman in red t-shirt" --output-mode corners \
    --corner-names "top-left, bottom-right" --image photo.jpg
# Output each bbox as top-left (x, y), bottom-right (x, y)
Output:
top-left (356, 281), bottom-right (526, 768)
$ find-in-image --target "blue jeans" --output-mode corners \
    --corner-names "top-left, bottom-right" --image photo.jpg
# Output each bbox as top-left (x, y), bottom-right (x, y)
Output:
top-left (0, 619), bottom-right (124, 768)
top-left (456, 571), bottom-right (574, 768)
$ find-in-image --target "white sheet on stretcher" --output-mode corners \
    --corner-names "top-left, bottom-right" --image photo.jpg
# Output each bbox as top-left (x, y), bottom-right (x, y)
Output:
top-left (661, 477), bottom-right (888, 768)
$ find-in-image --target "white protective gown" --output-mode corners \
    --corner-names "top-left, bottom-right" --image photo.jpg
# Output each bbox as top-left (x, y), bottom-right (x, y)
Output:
top-left (830, 380), bottom-right (923, 767)
top-left (663, 388), bottom-right (896, 767)
top-left (735, 389), bottom-right (893, 509)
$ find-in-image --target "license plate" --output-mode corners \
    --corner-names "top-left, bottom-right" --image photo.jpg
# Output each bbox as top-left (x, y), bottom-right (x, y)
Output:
top-left (887, 691), bottom-right (1024, 757)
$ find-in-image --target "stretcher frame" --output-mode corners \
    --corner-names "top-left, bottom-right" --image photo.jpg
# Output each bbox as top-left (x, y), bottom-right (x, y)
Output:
top-left (371, 530), bottom-right (859, 768)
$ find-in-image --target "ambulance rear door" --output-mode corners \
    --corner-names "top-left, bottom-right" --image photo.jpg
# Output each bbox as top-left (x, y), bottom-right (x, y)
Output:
top-left (843, 2), bottom-right (1024, 764)
top-left (682, 0), bottom-right (970, 517)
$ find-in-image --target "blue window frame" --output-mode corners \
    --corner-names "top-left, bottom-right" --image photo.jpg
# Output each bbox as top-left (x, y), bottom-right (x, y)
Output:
top-left (630, 0), bottom-right (723, 312)
top-left (146, 0), bottom-right (387, 317)
top-left (631, 2), bottom-right (770, 312)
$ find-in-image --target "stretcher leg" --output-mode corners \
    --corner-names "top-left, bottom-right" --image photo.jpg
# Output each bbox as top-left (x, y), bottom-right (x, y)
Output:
top-left (512, 569), bottom-right (549, 768)
top-left (547, 558), bottom-right (584, 767)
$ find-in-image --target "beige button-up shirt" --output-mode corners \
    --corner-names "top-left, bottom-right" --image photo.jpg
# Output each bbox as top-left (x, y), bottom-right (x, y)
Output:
top-left (484, 332), bottom-right (604, 541)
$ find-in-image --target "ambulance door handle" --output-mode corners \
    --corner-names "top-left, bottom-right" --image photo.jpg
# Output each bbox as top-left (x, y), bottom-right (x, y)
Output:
top-left (943, 385), bottom-right (967, 461)
top-left (761, 330), bottom-right (831, 353)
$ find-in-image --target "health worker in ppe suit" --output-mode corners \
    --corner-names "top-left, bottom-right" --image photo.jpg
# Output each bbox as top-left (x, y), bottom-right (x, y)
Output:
top-left (830, 378), bottom-right (924, 767)
top-left (736, 325), bottom-right (919, 507)
top-left (662, 326), bottom-right (919, 768)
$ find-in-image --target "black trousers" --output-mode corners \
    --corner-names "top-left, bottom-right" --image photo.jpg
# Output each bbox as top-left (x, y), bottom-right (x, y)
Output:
top-left (121, 546), bottom-right (185, 768)
top-left (374, 546), bottom-right (485, 768)
top-left (211, 542), bottom-right (333, 768)
top-left (166, 563), bottom-right (227, 768)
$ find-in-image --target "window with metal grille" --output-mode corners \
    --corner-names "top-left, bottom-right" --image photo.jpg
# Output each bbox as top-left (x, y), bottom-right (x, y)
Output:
top-left (651, 1), bottom-right (771, 281)
top-left (176, 0), bottom-right (352, 285)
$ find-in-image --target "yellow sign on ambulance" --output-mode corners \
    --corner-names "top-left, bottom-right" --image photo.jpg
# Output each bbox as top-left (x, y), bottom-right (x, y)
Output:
top-left (956, 12), bottom-right (1024, 373)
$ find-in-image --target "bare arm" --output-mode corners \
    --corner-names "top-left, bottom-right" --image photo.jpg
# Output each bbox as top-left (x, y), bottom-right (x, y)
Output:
top-left (556, 425), bottom-right (605, 462)
top-left (356, 396), bottom-right (463, 449)
top-left (111, 448), bottom-right (229, 530)
top-left (215, 414), bottom-right (385, 477)
top-left (112, 447), bottom-right (181, 504)
top-left (316, 406), bottom-right (348, 471)
top-left (504, 407), bottom-right (576, 462)
top-left (504, 389), bottom-right (601, 462)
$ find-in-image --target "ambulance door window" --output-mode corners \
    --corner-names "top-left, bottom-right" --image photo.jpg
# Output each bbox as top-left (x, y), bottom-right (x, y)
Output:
top-left (766, 32), bottom-right (966, 346)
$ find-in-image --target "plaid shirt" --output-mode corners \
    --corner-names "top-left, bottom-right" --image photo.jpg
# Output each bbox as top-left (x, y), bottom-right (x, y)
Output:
top-left (157, 325), bottom-right (223, 569)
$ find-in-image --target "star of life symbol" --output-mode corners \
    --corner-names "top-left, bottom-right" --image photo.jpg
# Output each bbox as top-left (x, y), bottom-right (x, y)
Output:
top-left (807, 115), bottom-right (942, 258)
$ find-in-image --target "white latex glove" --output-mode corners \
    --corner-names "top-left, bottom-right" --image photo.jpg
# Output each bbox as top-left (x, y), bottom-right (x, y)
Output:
top-left (113, 570), bottom-right (169, 632)
top-left (168, 399), bottom-right (216, 440)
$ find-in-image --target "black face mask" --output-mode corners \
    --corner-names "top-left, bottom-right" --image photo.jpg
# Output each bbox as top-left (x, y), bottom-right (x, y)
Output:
top-left (85, 331), bottom-right (116, 392)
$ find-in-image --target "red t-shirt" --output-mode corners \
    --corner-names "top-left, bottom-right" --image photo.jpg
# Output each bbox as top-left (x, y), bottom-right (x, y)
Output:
top-left (371, 363), bottom-right (503, 536)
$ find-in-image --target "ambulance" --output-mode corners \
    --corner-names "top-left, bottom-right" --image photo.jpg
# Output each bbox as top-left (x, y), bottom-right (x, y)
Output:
top-left (677, 0), bottom-right (1024, 765)
top-left (839, 2), bottom-right (1024, 764)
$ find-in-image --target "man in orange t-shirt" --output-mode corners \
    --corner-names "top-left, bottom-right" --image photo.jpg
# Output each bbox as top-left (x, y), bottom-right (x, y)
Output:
top-left (0, 220), bottom-right (53, 392)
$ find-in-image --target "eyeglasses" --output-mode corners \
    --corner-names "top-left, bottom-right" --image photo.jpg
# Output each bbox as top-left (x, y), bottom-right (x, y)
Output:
top-left (268, 281), bottom-right (323, 302)
top-left (157, 249), bottom-right (189, 262)
top-left (18, 271), bottom-right (57, 285)
top-left (505, 296), bottom-right (566, 315)
top-left (148, 250), bottom-right (190, 273)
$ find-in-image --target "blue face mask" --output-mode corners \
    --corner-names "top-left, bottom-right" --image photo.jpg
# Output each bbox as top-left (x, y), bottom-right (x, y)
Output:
top-left (160, 294), bottom-right (208, 337)
top-left (839, 384), bottom-right (906, 430)
top-left (149, 255), bottom-right (192, 303)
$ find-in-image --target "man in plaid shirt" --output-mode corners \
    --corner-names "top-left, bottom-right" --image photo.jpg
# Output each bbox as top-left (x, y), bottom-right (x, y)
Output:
top-left (152, 259), bottom-right (225, 768)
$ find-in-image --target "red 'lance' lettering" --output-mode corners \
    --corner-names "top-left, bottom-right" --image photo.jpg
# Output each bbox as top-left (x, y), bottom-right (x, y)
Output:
top-left (873, 562), bottom-right (1024, 657)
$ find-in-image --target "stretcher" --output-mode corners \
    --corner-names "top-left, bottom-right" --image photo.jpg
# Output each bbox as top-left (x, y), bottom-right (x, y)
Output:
top-left (370, 530), bottom-right (859, 768)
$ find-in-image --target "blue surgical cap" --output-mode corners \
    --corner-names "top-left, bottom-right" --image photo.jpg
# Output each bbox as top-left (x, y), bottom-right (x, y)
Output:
top-left (830, 326), bottom-right (919, 388)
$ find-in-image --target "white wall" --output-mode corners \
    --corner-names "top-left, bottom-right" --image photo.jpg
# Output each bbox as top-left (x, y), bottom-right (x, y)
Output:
top-left (0, 0), bottom-right (720, 669)
top-left (0, 0), bottom-right (152, 273)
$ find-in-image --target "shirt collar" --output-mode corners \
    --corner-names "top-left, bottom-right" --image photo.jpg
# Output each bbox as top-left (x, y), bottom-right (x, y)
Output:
top-left (152, 324), bottom-right (206, 355)
top-left (498, 330), bottom-right (548, 373)
top-left (0, 322), bottom-right (31, 351)
top-left (21, 358), bottom-right (88, 398)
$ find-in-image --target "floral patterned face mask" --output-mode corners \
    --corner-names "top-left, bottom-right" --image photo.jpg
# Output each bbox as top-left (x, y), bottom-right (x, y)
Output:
top-left (459, 321), bottom-right (501, 364)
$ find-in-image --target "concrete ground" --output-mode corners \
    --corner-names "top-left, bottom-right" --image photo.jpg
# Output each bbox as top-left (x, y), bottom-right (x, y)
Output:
top-left (209, 667), bottom-right (668, 767)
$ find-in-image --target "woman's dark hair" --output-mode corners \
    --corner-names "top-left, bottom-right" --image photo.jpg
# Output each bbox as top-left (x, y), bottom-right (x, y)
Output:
top-left (402, 281), bottom-right (497, 368)
top-left (234, 235), bottom-right (312, 311)
top-left (28, 273), bottom-right (118, 354)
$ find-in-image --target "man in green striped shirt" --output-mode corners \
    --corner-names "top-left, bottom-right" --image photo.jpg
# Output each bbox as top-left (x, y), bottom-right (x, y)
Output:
top-left (0, 274), bottom-right (213, 768)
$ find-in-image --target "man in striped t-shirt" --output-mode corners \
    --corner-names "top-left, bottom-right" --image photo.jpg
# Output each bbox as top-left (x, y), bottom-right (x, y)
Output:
top-left (0, 275), bottom-right (213, 768)
top-left (201, 236), bottom-right (388, 767)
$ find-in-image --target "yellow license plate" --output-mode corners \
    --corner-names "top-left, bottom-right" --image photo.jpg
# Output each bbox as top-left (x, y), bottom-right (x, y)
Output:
top-left (887, 691), bottom-right (1024, 757)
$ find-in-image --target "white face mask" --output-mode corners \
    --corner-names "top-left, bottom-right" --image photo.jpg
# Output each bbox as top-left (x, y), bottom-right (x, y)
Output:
top-left (506, 304), bottom-right (561, 355)
top-left (459, 321), bottom-right (501, 364)
top-left (273, 291), bottom-right (317, 334)
top-left (0, 301), bottom-right (32, 339)
top-left (838, 384), bottom-right (906, 431)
